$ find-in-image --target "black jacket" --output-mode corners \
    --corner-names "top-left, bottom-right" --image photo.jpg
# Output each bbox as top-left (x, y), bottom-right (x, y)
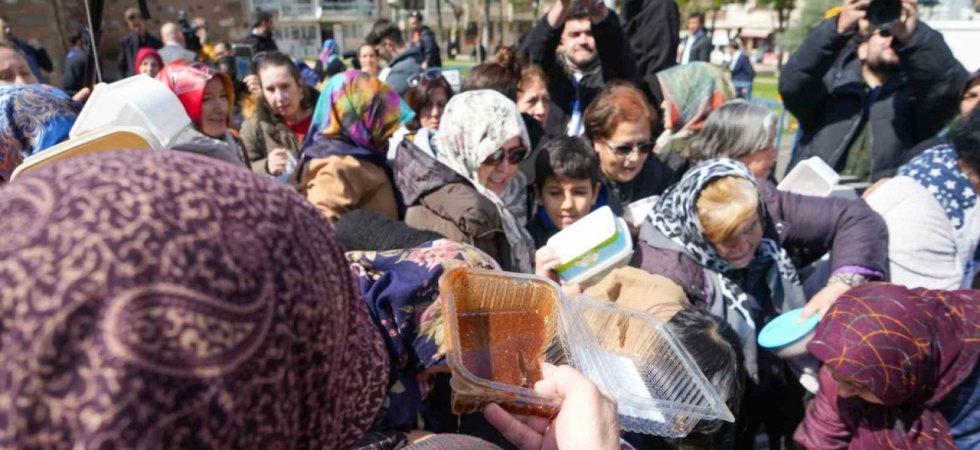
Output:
top-left (116, 32), bottom-right (163, 79)
top-left (62, 49), bottom-right (88, 96)
top-left (520, 11), bottom-right (635, 138)
top-left (600, 155), bottom-right (678, 211)
top-left (680, 31), bottom-right (712, 64)
top-left (245, 32), bottom-right (279, 55)
top-left (730, 52), bottom-right (755, 83)
top-left (411, 25), bottom-right (442, 68)
top-left (622, 0), bottom-right (679, 107)
top-left (780, 19), bottom-right (968, 181)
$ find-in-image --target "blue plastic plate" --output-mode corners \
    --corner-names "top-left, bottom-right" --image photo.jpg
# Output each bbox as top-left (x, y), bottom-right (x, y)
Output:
top-left (757, 308), bottom-right (820, 349)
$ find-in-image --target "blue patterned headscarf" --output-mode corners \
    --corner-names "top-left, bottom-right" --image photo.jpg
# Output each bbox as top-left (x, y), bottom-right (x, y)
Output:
top-left (319, 39), bottom-right (340, 64)
top-left (899, 144), bottom-right (977, 230)
top-left (0, 84), bottom-right (79, 180)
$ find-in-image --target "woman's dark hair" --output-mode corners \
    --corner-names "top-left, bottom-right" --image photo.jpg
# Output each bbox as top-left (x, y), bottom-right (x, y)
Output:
top-left (253, 51), bottom-right (317, 118)
top-left (215, 55), bottom-right (237, 79)
top-left (533, 136), bottom-right (600, 192)
top-left (952, 109), bottom-right (980, 178)
top-left (461, 63), bottom-right (519, 101)
top-left (404, 75), bottom-right (453, 132)
top-left (651, 307), bottom-right (745, 449)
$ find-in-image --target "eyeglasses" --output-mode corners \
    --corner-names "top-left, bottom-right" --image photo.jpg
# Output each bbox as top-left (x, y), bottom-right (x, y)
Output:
top-left (408, 69), bottom-right (446, 87)
top-left (483, 145), bottom-right (528, 166)
top-left (603, 140), bottom-right (655, 157)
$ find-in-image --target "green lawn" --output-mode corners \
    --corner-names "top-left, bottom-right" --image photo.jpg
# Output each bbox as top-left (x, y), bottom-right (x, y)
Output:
top-left (753, 73), bottom-right (780, 103)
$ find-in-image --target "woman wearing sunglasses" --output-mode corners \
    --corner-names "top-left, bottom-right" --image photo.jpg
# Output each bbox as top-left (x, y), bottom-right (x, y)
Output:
top-left (583, 82), bottom-right (680, 212)
top-left (395, 90), bottom-right (535, 273)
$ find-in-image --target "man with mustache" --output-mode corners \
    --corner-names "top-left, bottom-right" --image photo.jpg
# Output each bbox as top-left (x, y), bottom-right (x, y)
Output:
top-left (780, 0), bottom-right (967, 183)
top-left (521, 0), bottom-right (635, 139)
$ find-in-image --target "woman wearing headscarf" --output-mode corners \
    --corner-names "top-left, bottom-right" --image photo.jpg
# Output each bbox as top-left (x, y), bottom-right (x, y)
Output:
top-left (134, 47), bottom-right (163, 78)
top-left (795, 283), bottom-right (980, 450)
top-left (655, 62), bottom-right (733, 172)
top-left (156, 62), bottom-right (248, 167)
top-left (314, 38), bottom-right (347, 83)
top-left (298, 70), bottom-right (411, 224)
top-left (0, 83), bottom-right (79, 181)
top-left (0, 150), bottom-right (388, 448)
top-left (394, 90), bottom-right (535, 273)
top-left (632, 159), bottom-right (888, 449)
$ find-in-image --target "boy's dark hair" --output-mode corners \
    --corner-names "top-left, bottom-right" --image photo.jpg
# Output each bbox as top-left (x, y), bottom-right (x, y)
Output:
top-left (533, 136), bottom-right (600, 192)
top-left (365, 19), bottom-right (404, 47)
top-left (461, 63), bottom-right (519, 101)
top-left (951, 110), bottom-right (980, 178)
top-left (646, 307), bottom-right (745, 449)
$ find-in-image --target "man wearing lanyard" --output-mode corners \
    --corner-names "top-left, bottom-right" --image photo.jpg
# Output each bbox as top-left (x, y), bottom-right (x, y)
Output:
top-left (521, 0), bottom-right (635, 138)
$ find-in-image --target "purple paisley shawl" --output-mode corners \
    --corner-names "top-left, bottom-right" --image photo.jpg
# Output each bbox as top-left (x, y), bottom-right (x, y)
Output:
top-left (0, 150), bottom-right (388, 449)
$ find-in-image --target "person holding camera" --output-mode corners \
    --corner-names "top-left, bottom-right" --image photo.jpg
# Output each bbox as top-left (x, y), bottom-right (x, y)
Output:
top-left (158, 22), bottom-right (198, 65)
top-left (779, 0), bottom-right (968, 183)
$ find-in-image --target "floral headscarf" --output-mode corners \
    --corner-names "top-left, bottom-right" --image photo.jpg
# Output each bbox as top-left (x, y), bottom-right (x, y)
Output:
top-left (0, 84), bottom-right (79, 180)
top-left (347, 239), bottom-right (500, 432)
top-left (155, 62), bottom-right (234, 130)
top-left (656, 62), bottom-right (733, 155)
top-left (434, 90), bottom-right (534, 272)
top-left (319, 38), bottom-right (340, 64)
top-left (640, 159), bottom-right (805, 381)
top-left (0, 150), bottom-right (388, 448)
top-left (303, 70), bottom-right (414, 164)
top-left (807, 283), bottom-right (980, 449)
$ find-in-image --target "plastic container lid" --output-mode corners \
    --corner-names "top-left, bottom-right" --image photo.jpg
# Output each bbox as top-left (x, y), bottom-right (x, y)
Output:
top-left (70, 75), bottom-right (191, 149)
top-left (11, 127), bottom-right (159, 180)
top-left (549, 207), bottom-right (634, 286)
top-left (564, 295), bottom-right (735, 437)
top-left (758, 308), bottom-right (820, 349)
top-left (777, 156), bottom-right (840, 197)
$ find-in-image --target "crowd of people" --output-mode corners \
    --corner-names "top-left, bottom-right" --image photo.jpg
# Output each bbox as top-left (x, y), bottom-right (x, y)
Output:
top-left (0, 0), bottom-right (979, 448)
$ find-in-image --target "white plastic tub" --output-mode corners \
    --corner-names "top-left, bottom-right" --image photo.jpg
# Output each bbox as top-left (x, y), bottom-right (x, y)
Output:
top-left (548, 206), bottom-right (634, 287)
top-left (778, 156), bottom-right (840, 197)
top-left (70, 75), bottom-right (191, 149)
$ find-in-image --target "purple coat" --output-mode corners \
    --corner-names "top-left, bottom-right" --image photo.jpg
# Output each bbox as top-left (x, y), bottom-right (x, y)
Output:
top-left (631, 180), bottom-right (889, 307)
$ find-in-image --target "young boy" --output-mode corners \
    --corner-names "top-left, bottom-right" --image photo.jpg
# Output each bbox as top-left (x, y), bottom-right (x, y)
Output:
top-left (527, 136), bottom-right (602, 248)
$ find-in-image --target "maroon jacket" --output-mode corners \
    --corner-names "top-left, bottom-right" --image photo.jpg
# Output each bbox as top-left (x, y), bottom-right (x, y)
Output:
top-left (631, 180), bottom-right (889, 307)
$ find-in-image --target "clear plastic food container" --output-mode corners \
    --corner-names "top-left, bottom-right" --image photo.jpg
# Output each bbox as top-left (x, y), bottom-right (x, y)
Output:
top-left (439, 267), bottom-right (570, 417)
top-left (441, 268), bottom-right (735, 438)
top-left (563, 295), bottom-right (736, 437)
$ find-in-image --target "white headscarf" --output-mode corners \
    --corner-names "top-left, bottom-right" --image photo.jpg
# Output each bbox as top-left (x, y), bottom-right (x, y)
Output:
top-left (434, 90), bottom-right (534, 273)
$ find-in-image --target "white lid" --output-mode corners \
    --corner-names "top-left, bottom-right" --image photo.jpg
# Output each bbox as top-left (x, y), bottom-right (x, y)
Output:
top-left (70, 75), bottom-right (191, 149)
top-left (777, 156), bottom-right (840, 197)
top-left (547, 206), bottom-right (618, 265)
top-left (558, 218), bottom-right (634, 286)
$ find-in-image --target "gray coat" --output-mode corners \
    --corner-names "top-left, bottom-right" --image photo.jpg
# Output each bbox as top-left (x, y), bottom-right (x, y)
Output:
top-left (158, 44), bottom-right (198, 65)
top-left (383, 47), bottom-right (423, 95)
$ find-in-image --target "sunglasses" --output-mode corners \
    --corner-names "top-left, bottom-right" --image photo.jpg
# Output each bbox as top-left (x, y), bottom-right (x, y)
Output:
top-left (604, 140), bottom-right (655, 157)
top-left (872, 28), bottom-right (893, 38)
top-left (483, 145), bottom-right (528, 166)
top-left (408, 69), bottom-right (446, 87)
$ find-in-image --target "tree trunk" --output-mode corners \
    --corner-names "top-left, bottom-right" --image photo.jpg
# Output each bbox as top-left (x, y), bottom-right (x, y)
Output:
top-left (437, 0), bottom-right (444, 48)
top-left (482, 0), bottom-right (491, 61)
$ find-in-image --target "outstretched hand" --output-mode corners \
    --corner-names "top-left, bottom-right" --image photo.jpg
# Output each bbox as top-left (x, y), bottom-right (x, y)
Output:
top-left (483, 364), bottom-right (620, 450)
top-left (800, 281), bottom-right (852, 321)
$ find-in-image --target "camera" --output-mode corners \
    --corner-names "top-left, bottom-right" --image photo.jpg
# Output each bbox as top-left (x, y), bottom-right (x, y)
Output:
top-left (178, 10), bottom-right (202, 53)
top-left (867, 0), bottom-right (902, 30)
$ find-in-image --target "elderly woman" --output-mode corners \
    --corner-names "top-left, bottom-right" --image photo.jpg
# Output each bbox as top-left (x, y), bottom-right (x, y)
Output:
top-left (795, 283), bottom-right (980, 450)
top-left (655, 62), bottom-right (734, 172)
top-left (298, 70), bottom-right (411, 224)
top-left (632, 159), bottom-right (888, 449)
top-left (689, 100), bottom-right (779, 179)
top-left (157, 63), bottom-right (248, 166)
top-left (395, 90), bottom-right (534, 273)
top-left (584, 82), bottom-right (679, 211)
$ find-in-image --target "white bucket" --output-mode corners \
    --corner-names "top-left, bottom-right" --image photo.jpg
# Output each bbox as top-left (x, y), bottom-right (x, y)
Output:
top-left (69, 75), bottom-right (191, 149)
top-left (777, 156), bottom-right (840, 197)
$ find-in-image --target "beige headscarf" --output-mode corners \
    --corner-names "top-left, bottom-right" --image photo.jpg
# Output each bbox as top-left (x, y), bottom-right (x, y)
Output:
top-left (434, 90), bottom-right (534, 273)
